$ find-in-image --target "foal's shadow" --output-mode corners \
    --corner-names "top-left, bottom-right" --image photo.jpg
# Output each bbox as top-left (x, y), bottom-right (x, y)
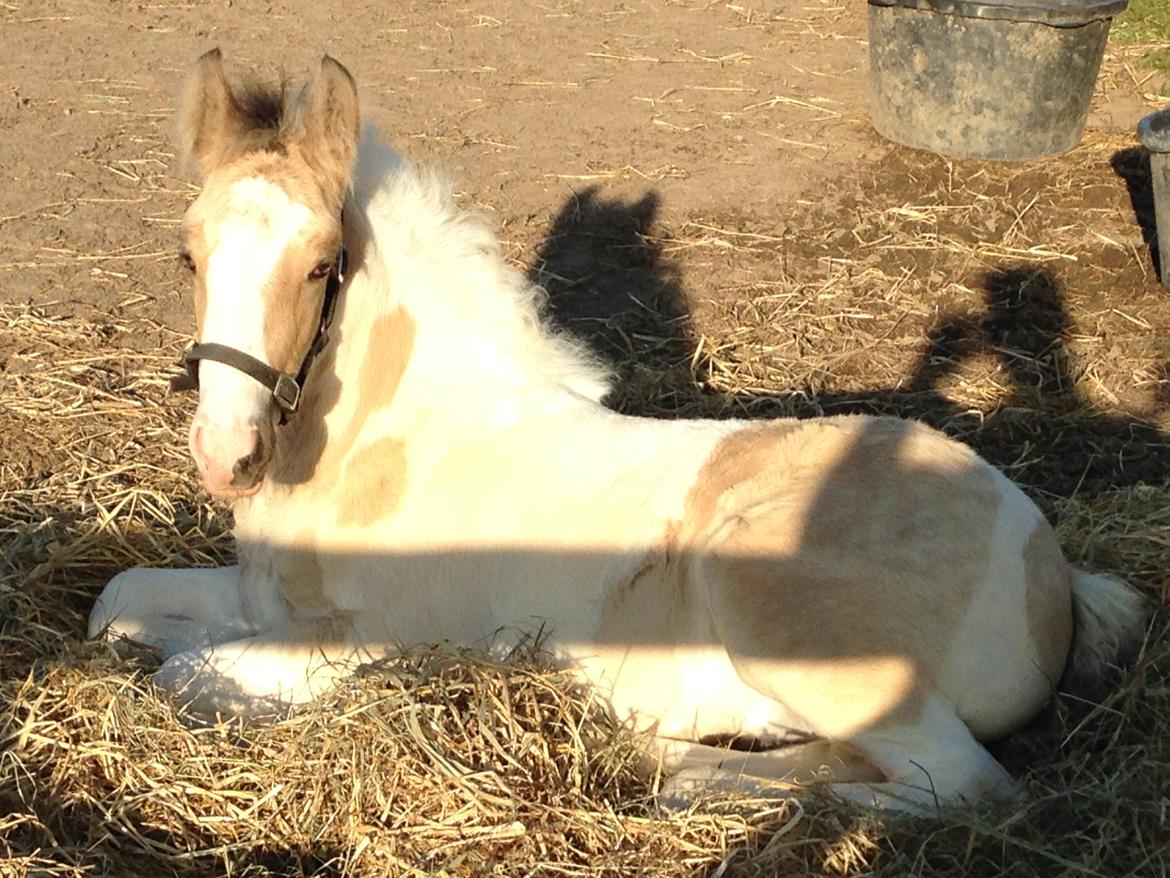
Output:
top-left (898, 266), bottom-right (1170, 496)
top-left (534, 186), bottom-right (689, 364)
top-left (533, 187), bottom-right (706, 415)
top-left (534, 191), bottom-right (1170, 499)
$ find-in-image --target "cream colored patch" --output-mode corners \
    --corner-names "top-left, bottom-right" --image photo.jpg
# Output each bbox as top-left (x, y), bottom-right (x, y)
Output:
top-left (336, 308), bottom-right (418, 455)
top-left (677, 420), bottom-right (805, 548)
top-left (337, 436), bottom-right (408, 527)
top-left (702, 552), bottom-right (932, 735)
top-left (359, 309), bottom-right (417, 413)
top-left (272, 307), bottom-right (417, 488)
top-left (687, 416), bottom-right (1004, 735)
top-left (1023, 523), bottom-right (1074, 684)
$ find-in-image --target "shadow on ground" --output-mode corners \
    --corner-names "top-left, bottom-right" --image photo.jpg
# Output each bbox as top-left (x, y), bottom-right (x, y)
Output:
top-left (534, 188), bottom-right (1170, 500)
top-left (1112, 146), bottom-right (1162, 284)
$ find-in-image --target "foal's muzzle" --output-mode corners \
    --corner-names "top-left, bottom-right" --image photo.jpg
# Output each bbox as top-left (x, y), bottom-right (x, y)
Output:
top-left (189, 414), bottom-right (274, 497)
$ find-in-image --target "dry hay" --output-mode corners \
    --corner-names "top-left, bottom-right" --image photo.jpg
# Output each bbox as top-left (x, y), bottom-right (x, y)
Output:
top-left (4, 131), bottom-right (1170, 877)
top-left (0, 310), bottom-right (840, 877)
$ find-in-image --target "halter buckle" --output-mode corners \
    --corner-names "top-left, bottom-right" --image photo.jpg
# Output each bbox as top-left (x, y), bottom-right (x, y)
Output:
top-left (273, 373), bottom-right (302, 414)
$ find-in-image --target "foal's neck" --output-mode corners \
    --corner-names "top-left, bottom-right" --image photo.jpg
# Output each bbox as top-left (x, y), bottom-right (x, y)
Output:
top-left (261, 140), bottom-right (613, 494)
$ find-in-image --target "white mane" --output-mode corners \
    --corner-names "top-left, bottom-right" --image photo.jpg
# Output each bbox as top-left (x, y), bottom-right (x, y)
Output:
top-left (349, 125), bottom-right (613, 403)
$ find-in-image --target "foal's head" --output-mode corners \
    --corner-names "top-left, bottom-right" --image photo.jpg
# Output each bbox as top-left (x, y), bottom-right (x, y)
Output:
top-left (177, 49), bottom-right (359, 497)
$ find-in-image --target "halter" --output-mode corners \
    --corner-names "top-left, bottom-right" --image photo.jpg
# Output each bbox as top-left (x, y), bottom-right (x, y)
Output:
top-left (170, 244), bottom-right (348, 424)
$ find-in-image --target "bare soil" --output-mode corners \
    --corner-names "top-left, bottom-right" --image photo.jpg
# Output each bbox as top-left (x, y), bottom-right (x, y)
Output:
top-left (3, 0), bottom-right (870, 325)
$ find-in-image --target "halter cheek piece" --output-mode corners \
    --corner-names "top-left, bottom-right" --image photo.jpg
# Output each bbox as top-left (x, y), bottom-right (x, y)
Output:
top-left (170, 245), bottom-right (347, 425)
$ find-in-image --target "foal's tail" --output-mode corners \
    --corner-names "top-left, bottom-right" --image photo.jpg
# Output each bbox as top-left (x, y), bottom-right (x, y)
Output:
top-left (1062, 569), bottom-right (1152, 694)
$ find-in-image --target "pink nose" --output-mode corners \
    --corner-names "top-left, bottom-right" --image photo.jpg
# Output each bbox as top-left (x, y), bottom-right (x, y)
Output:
top-left (190, 419), bottom-right (270, 495)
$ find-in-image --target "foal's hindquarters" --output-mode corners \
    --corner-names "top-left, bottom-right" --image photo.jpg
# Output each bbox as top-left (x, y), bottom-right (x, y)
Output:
top-left (612, 416), bottom-right (1148, 810)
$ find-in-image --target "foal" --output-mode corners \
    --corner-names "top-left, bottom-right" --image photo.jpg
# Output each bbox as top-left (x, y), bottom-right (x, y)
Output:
top-left (91, 50), bottom-right (1149, 811)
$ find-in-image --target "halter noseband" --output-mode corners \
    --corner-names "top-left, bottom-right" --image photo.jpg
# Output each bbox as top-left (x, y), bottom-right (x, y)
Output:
top-left (170, 245), bottom-right (348, 424)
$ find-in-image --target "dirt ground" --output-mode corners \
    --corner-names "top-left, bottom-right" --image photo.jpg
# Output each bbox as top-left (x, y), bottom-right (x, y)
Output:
top-left (1, 1), bottom-right (1157, 312)
top-left (2, 0), bottom-right (869, 323)
top-left (4, 2), bottom-right (1170, 877)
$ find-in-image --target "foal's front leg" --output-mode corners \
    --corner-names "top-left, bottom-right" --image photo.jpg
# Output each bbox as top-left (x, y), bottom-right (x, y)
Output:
top-left (89, 565), bottom-right (253, 657)
top-left (155, 615), bottom-right (387, 717)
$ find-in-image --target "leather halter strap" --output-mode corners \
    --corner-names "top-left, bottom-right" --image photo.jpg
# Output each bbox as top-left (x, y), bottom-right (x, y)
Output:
top-left (170, 245), bottom-right (347, 423)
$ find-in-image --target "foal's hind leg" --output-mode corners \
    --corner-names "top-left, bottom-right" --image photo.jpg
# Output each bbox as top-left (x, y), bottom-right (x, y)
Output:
top-left (89, 566), bottom-right (251, 656)
top-left (656, 738), bottom-right (883, 811)
top-left (826, 693), bottom-right (1020, 811)
top-left (730, 667), bottom-right (1019, 813)
top-left (659, 698), bottom-right (1017, 813)
top-left (700, 547), bottom-right (1023, 811)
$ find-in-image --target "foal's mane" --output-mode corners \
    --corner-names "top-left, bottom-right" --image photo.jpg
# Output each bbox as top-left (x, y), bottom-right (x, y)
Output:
top-left (355, 129), bottom-right (616, 404)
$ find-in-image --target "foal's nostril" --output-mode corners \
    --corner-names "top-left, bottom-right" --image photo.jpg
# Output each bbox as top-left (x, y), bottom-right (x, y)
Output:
top-left (230, 430), bottom-right (269, 487)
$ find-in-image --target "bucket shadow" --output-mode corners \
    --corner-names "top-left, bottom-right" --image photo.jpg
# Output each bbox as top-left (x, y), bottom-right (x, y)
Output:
top-left (1111, 147), bottom-right (1162, 283)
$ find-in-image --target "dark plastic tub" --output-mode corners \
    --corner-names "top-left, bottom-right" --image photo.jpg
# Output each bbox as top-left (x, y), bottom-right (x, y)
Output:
top-left (869, 0), bottom-right (1128, 160)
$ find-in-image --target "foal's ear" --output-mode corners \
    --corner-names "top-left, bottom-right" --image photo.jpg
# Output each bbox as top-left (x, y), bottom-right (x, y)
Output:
top-left (179, 48), bottom-right (248, 178)
top-left (296, 56), bottom-right (361, 204)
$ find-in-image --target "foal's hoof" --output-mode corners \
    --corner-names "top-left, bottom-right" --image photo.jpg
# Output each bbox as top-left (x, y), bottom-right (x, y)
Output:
top-left (155, 651), bottom-right (287, 722)
top-left (657, 768), bottom-right (801, 813)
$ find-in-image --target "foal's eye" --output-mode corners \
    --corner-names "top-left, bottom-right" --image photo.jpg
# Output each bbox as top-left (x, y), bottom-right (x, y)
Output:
top-left (179, 252), bottom-right (196, 273)
top-left (307, 260), bottom-right (333, 281)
